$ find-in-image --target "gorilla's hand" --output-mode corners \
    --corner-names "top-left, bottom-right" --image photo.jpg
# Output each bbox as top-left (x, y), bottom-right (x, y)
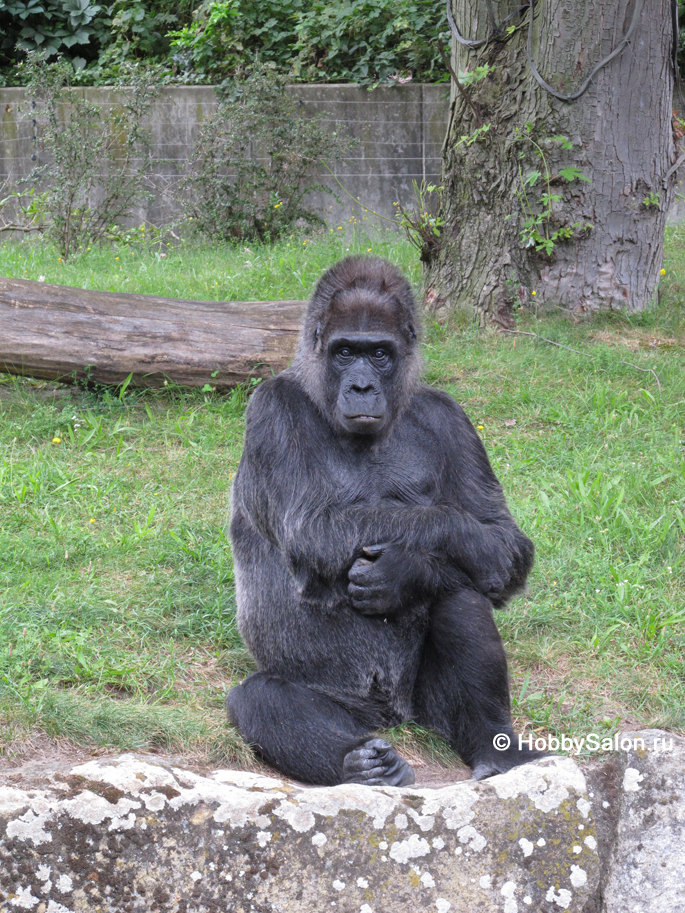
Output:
top-left (468, 547), bottom-right (514, 603)
top-left (347, 543), bottom-right (419, 615)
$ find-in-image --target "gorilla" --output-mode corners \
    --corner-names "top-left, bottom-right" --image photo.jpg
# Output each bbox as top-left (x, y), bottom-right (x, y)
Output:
top-left (227, 256), bottom-right (541, 786)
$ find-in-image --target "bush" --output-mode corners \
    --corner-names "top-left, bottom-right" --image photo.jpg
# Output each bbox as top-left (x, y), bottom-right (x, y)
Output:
top-left (169, 0), bottom-right (305, 83)
top-left (183, 65), bottom-right (354, 241)
top-left (0, 0), bottom-right (194, 84)
top-left (18, 57), bottom-right (157, 258)
top-left (0, 0), bottom-right (450, 87)
top-left (294, 0), bottom-right (448, 86)
top-left (170, 0), bottom-right (447, 86)
top-left (0, 0), bottom-right (112, 77)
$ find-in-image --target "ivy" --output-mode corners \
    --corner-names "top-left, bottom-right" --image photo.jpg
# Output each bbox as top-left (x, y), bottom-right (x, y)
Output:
top-left (511, 127), bottom-right (593, 257)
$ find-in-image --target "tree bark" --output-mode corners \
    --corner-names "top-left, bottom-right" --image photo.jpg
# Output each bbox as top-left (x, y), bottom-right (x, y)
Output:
top-left (424, 0), bottom-right (676, 325)
top-left (0, 277), bottom-right (305, 388)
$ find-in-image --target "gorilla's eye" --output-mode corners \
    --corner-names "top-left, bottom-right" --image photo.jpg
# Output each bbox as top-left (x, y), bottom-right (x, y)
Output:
top-left (338, 347), bottom-right (352, 358)
top-left (373, 348), bottom-right (387, 360)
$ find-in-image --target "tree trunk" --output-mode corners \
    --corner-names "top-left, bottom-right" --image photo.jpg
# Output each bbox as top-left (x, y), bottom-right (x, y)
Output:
top-left (0, 277), bottom-right (305, 388)
top-left (424, 0), bottom-right (676, 325)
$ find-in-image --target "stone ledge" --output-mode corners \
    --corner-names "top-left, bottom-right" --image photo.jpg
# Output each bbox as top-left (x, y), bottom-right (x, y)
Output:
top-left (0, 730), bottom-right (682, 913)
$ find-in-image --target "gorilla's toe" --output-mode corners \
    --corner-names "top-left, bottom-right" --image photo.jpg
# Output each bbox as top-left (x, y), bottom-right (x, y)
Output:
top-left (470, 761), bottom-right (500, 781)
top-left (470, 746), bottom-right (550, 780)
top-left (343, 738), bottom-right (415, 786)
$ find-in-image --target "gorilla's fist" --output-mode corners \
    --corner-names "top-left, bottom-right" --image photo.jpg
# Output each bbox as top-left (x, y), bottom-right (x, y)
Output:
top-left (347, 543), bottom-right (424, 615)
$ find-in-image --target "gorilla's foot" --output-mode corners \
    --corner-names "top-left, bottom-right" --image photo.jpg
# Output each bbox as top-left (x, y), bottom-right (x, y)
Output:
top-left (342, 738), bottom-right (415, 787)
top-left (470, 742), bottom-right (549, 781)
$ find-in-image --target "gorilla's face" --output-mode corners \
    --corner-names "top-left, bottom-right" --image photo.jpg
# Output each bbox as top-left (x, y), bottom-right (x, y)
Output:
top-left (327, 332), bottom-right (397, 436)
top-left (322, 293), bottom-right (404, 437)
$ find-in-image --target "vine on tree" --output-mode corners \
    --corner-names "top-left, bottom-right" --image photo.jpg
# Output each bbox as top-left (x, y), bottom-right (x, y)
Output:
top-left (511, 126), bottom-right (593, 256)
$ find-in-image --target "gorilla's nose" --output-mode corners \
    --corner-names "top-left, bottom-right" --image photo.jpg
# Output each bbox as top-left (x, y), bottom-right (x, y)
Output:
top-left (351, 381), bottom-right (375, 394)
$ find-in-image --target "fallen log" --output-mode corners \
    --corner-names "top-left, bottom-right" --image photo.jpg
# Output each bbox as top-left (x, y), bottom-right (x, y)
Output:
top-left (0, 276), bottom-right (306, 388)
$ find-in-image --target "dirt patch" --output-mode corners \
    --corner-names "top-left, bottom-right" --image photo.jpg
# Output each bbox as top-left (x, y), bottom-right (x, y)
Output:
top-left (403, 756), bottom-right (470, 787)
top-left (0, 377), bottom-right (79, 401)
top-left (0, 735), bottom-right (119, 787)
top-left (0, 733), bottom-right (470, 791)
top-left (590, 329), bottom-right (682, 350)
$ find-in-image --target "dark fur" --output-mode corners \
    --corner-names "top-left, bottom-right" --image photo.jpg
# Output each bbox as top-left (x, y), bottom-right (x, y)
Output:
top-left (227, 256), bottom-right (540, 785)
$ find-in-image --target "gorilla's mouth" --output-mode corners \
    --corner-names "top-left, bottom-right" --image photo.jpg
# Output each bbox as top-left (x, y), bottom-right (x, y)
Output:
top-left (345, 414), bottom-right (382, 424)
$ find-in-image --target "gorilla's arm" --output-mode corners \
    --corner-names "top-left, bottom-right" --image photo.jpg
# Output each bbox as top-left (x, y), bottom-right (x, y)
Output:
top-left (232, 378), bottom-right (372, 605)
top-left (233, 379), bottom-right (531, 609)
top-left (371, 388), bottom-right (534, 607)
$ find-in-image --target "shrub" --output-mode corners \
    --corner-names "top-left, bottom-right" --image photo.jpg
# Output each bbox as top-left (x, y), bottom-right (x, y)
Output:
top-left (1, 0), bottom-right (450, 87)
top-left (293, 0), bottom-right (448, 86)
top-left (168, 0), bottom-right (306, 84)
top-left (169, 0), bottom-right (447, 87)
top-left (0, 1), bottom-right (194, 84)
top-left (183, 65), bottom-right (354, 242)
top-left (19, 57), bottom-right (157, 258)
top-left (0, 0), bottom-right (111, 76)
top-left (96, 0), bottom-right (195, 74)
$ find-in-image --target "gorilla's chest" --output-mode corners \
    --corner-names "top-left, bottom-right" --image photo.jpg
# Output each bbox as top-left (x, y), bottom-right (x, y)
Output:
top-left (328, 436), bottom-right (438, 508)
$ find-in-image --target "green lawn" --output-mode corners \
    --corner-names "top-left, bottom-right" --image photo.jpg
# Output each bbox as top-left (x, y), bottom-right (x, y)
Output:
top-left (1, 230), bottom-right (683, 767)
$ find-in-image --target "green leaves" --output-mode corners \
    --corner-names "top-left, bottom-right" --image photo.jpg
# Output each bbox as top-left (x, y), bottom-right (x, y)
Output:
top-left (169, 0), bottom-right (307, 82)
top-left (2, 0), bottom-right (448, 87)
top-left (63, 0), bottom-right (101, 29)
top-left (642, 192), bottom-right (661, 209)
top-left (394, 179), bottom-right (443, 260)
top-left (184, 64), bottom-right (354, 242)
top-left (558, 166), bottom-right (591, 183)
top-left (457, 62), bottom-right (494, 87)
top-left (455, 122), bottom-right (491, 148)
top-left (0, 0), bottom-right (46, 19)
top-left (168, 0), bottom-right (448, 87)
top-left (1, 0), bottom-right (111, 63)
top-left (294, 0), bottom-right (448, 87)
top-left (514, 127), bottom-right (592, 255)
top-left (547, 134), bottom-right (574, 151)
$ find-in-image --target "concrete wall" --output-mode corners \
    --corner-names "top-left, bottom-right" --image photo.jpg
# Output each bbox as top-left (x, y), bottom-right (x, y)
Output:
top-left (0, 84), bottom-right (450, 230)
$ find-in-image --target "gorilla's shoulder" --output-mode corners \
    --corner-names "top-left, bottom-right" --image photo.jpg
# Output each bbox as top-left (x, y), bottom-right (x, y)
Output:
top-left (246, 373), bottom-right (313, 423)
top-left (411, 384), bottom-right (471, 432)
top-left (246, 372), bottom-right (318, 437)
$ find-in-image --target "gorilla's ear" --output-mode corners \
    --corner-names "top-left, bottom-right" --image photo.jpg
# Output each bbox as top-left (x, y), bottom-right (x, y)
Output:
top-left (313, 320), bottom-right (322, 347)
top-left (401, 319), bottom-right (417, 344)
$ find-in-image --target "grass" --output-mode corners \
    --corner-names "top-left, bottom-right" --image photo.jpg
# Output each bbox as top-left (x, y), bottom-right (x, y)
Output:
top-left (0, 221), bottom-right (418, 302)
top-left (0, 227), bottom-right (684, 770)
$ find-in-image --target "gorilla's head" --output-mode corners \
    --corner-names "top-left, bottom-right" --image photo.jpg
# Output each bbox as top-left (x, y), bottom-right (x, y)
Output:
top-left (292, 257), bottom-right (422, 437)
